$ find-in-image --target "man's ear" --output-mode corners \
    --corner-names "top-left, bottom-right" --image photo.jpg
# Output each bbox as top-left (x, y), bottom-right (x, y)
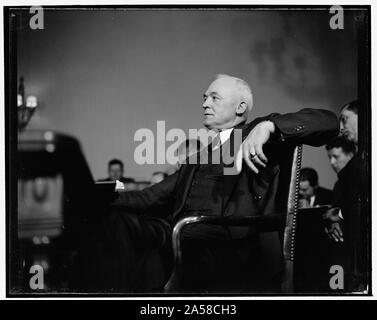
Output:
top-left (236, 102), bottom-right (247, 116)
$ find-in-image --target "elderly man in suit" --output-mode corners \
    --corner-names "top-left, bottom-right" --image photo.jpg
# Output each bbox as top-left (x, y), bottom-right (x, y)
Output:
top-left (74, 74), bottom-right (339, 293)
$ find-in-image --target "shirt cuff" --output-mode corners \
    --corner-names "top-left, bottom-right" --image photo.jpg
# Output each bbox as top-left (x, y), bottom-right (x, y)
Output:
top-left (115, 180), bottom-right (125, 191)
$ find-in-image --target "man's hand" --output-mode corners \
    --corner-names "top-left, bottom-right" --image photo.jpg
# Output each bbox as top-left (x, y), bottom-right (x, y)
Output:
top-left (325, 222), bottom-right (344, 242)
top-left (242, 120), bottom-right (275, 173)
top-left (323, 207), bottom-right (343, 242)
top-left (322, 207), bottom-right (341, 222)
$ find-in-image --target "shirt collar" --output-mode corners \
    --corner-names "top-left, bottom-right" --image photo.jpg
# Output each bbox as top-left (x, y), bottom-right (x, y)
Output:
top-left (310, 195), bottom-right (316, 207)
top-left (218, 128), bottom-right (234, 145)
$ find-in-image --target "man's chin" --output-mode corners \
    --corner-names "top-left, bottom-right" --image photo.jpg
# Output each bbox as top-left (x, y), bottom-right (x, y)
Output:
top-left (203, 120), bottom-right (213, 130)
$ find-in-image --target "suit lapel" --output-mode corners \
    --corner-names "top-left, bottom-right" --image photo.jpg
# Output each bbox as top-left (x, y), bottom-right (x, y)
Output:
top-left (221, 121), bottom-right (258, 212)
top-left (221, 130), bottom-right (244, 213)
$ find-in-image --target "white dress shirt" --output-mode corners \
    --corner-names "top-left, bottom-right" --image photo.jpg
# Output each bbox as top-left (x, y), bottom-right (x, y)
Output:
top-left (212, 128), bottom-right (234, 150)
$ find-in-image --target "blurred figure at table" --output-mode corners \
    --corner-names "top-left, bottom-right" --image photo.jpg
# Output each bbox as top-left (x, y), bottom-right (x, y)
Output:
top-left (97, 158), bottom-right (135, 183)
top-left (298, 167), bottom-right (333, 208)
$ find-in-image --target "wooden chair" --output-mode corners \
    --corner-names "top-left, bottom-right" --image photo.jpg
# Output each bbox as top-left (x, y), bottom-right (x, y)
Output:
top-left (164, 144), bottom-right (303, 293)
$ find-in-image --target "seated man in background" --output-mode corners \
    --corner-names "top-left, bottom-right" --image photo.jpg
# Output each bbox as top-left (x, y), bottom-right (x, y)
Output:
top-left (322, 136), bottom-right (355, 222)
top-left (97, 158), bottom-right (135, 183)
top-left (326, 136), bottom-right (355, 174)
top-left (73, 74), bottom-right (339, 293)
top-left (298, 167), bottom-right (333, 208)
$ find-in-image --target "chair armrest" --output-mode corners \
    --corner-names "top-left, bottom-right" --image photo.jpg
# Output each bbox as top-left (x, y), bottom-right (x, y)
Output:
top-left (178, 214), bottom-right (285, 230)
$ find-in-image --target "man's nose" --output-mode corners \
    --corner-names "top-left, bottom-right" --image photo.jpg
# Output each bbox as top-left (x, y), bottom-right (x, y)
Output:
top-left (202, 97), bottom-right (211, 109)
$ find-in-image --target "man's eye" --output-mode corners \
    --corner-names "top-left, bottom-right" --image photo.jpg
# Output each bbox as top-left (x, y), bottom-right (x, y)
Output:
top-left (212, 96), bottom-right (219, 101)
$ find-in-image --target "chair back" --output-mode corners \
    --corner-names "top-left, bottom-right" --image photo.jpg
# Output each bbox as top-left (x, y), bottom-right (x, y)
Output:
top-left (279, 145), bottom-right (303, 293)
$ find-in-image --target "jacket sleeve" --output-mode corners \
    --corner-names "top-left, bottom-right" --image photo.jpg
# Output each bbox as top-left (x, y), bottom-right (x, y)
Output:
top-left (109, 171), bottom-right (178, 214)
top-left (267, 108), bottom-right (340, 146)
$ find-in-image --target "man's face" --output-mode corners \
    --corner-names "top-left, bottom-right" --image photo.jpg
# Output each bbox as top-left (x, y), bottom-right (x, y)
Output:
top-left (327, 147), bottom-right (353, 174)
top-left (109, 164), bottom-right (123, 181)
top-left (340, 109), bottom-right (358, 144)
top-left (202, 78), bottom-right (241, 130)
top-left (299, 180), bottom-right (315, 200)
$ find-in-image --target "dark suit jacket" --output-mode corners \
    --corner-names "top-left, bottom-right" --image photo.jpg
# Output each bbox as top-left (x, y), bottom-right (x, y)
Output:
top-left (313, 186), bottom-right (333, 206)
top-left (112, 108), bottom-right (339, 228)
top-left (332, 155), bottom-right (365, 287)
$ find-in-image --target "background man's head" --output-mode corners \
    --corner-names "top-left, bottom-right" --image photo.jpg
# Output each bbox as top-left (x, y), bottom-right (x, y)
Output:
top-left (150, 171), bottom-right (167, 185)
top-left (340, 100), bottom-right (358, 144)
top-left (299, 167), bottom-right (319, 200)
top-left (108, 158), bottom-right (124, 181)
top-left (202, 74), bottom-right (253, 131)
top-left (326, 136), bottom-right (355, 173)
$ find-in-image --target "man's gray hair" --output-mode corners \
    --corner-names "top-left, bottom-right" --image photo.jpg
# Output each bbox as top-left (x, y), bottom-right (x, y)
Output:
top-left (215, 74), bottom-right (254, 120)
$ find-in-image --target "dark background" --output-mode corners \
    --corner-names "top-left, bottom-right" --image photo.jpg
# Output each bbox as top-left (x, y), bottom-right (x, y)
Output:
top-left (17, 8), bottom-right (358, 186)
